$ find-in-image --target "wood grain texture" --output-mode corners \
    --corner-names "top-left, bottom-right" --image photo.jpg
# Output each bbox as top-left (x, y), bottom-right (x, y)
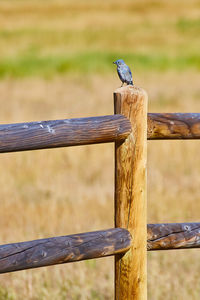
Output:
top-left (0, 115), bottom-right (131, 153)
top-left (148, 113), bottom-right (200, 139)
top-left (114, 86), bottom-right (147, 300)
top-left (1, 112), bottom-right (199, 153)
top-left (147, 222), bottom-right (200, 250)
top-left (0, 228), bottom-right (131, 274)
top-left (1, 222), bottom-right (199, 274)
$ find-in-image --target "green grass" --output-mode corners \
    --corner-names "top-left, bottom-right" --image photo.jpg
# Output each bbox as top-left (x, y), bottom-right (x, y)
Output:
top-left (0, 286), bottom-right (15, 300)
top-left (0, 1), bottom-right (199, 78)
top-left (176, 18), bottom-right (200, 31)
top-left (0, 51), bottom-right (200, 78)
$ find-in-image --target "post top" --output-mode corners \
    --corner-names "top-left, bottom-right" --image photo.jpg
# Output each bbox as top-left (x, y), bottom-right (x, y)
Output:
top-left (114, 85), bottom-right (147, 97)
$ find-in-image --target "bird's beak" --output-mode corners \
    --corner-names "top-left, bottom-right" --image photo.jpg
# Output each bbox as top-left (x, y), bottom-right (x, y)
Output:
top-left (113, 61), bottom-right (116, 65)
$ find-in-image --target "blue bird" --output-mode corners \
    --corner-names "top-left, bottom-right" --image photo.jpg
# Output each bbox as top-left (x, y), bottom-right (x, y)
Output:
top-left (113, 59), bottom-right (133, 86)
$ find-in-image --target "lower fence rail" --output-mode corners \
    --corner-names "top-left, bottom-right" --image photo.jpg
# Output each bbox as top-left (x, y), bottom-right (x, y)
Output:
top-left (1, 222), bottom-right (199, 274)
top-left (148, 222), bottom-right (200, 250)
top-left (0, 228), bottom-right (131, 273)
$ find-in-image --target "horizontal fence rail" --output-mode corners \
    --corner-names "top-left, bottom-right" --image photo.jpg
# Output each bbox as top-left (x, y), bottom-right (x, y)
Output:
top-left (0, 228), bottom-right (131, 274)
top-left (1, 222), bottom-right (199, 273)
top-left (147, 222), bottom-right (200, 250)
top-left (0, 113), bottom-right (200, 153)
top-left (0, 115), bottom-right (131, 153)
top-left (148, 113), bottom-right (200, 139)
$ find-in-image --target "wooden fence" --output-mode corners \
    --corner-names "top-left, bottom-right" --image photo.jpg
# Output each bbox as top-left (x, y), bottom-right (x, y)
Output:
top-left (0, 85), bottom-right (200, 299)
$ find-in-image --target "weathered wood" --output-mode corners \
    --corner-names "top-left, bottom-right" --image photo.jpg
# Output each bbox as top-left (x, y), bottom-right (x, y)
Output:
top-left (114, 86), bottom-right (147, 300)
top-left (148, 113), bottom-right (200, 139)
top-left (0, 228), bottom-right (131, 273)
top-left (147, 222), bottom-right (200, 250)
top-left (1, 112), bottom-right (199, 153)
top-left (1, 222), bottom-right (200, 274)
top-left (0, 115), bottom-right (131, 153)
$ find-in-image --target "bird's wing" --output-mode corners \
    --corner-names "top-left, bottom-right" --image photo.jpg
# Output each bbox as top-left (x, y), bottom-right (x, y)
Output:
top-left (123, 66), bottom-right (133, 83)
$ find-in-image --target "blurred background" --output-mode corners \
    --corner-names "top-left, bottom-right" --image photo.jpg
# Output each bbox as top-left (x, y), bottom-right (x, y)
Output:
top-left (0, 0), bottom-right (200, 299)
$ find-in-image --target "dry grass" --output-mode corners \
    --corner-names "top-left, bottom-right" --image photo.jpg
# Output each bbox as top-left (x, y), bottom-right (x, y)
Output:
top-left (0, 0), bottom-right (200, 299)
top-left (0, 73), bottom-right (200, 300)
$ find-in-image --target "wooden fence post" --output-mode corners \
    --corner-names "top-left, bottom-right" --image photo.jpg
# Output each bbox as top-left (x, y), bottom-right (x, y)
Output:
top-left (114, 85), bottom-right (148, 300)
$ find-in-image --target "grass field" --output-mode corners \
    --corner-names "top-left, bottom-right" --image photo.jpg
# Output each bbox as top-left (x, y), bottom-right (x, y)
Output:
top-left (0, 0), bottom-right (200, 299)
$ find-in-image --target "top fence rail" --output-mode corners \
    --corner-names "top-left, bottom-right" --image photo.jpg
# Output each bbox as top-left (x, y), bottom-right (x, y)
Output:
top-left (0, 113), bottom-right (199, 153)
top-left (148, 113), bottom-right (200, 139)
top-left (0, 114), bottom-right (131, 153)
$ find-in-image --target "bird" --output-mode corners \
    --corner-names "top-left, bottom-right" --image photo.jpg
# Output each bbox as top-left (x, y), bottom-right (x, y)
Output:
top-left (113, 59), bottom-right (133, 86)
